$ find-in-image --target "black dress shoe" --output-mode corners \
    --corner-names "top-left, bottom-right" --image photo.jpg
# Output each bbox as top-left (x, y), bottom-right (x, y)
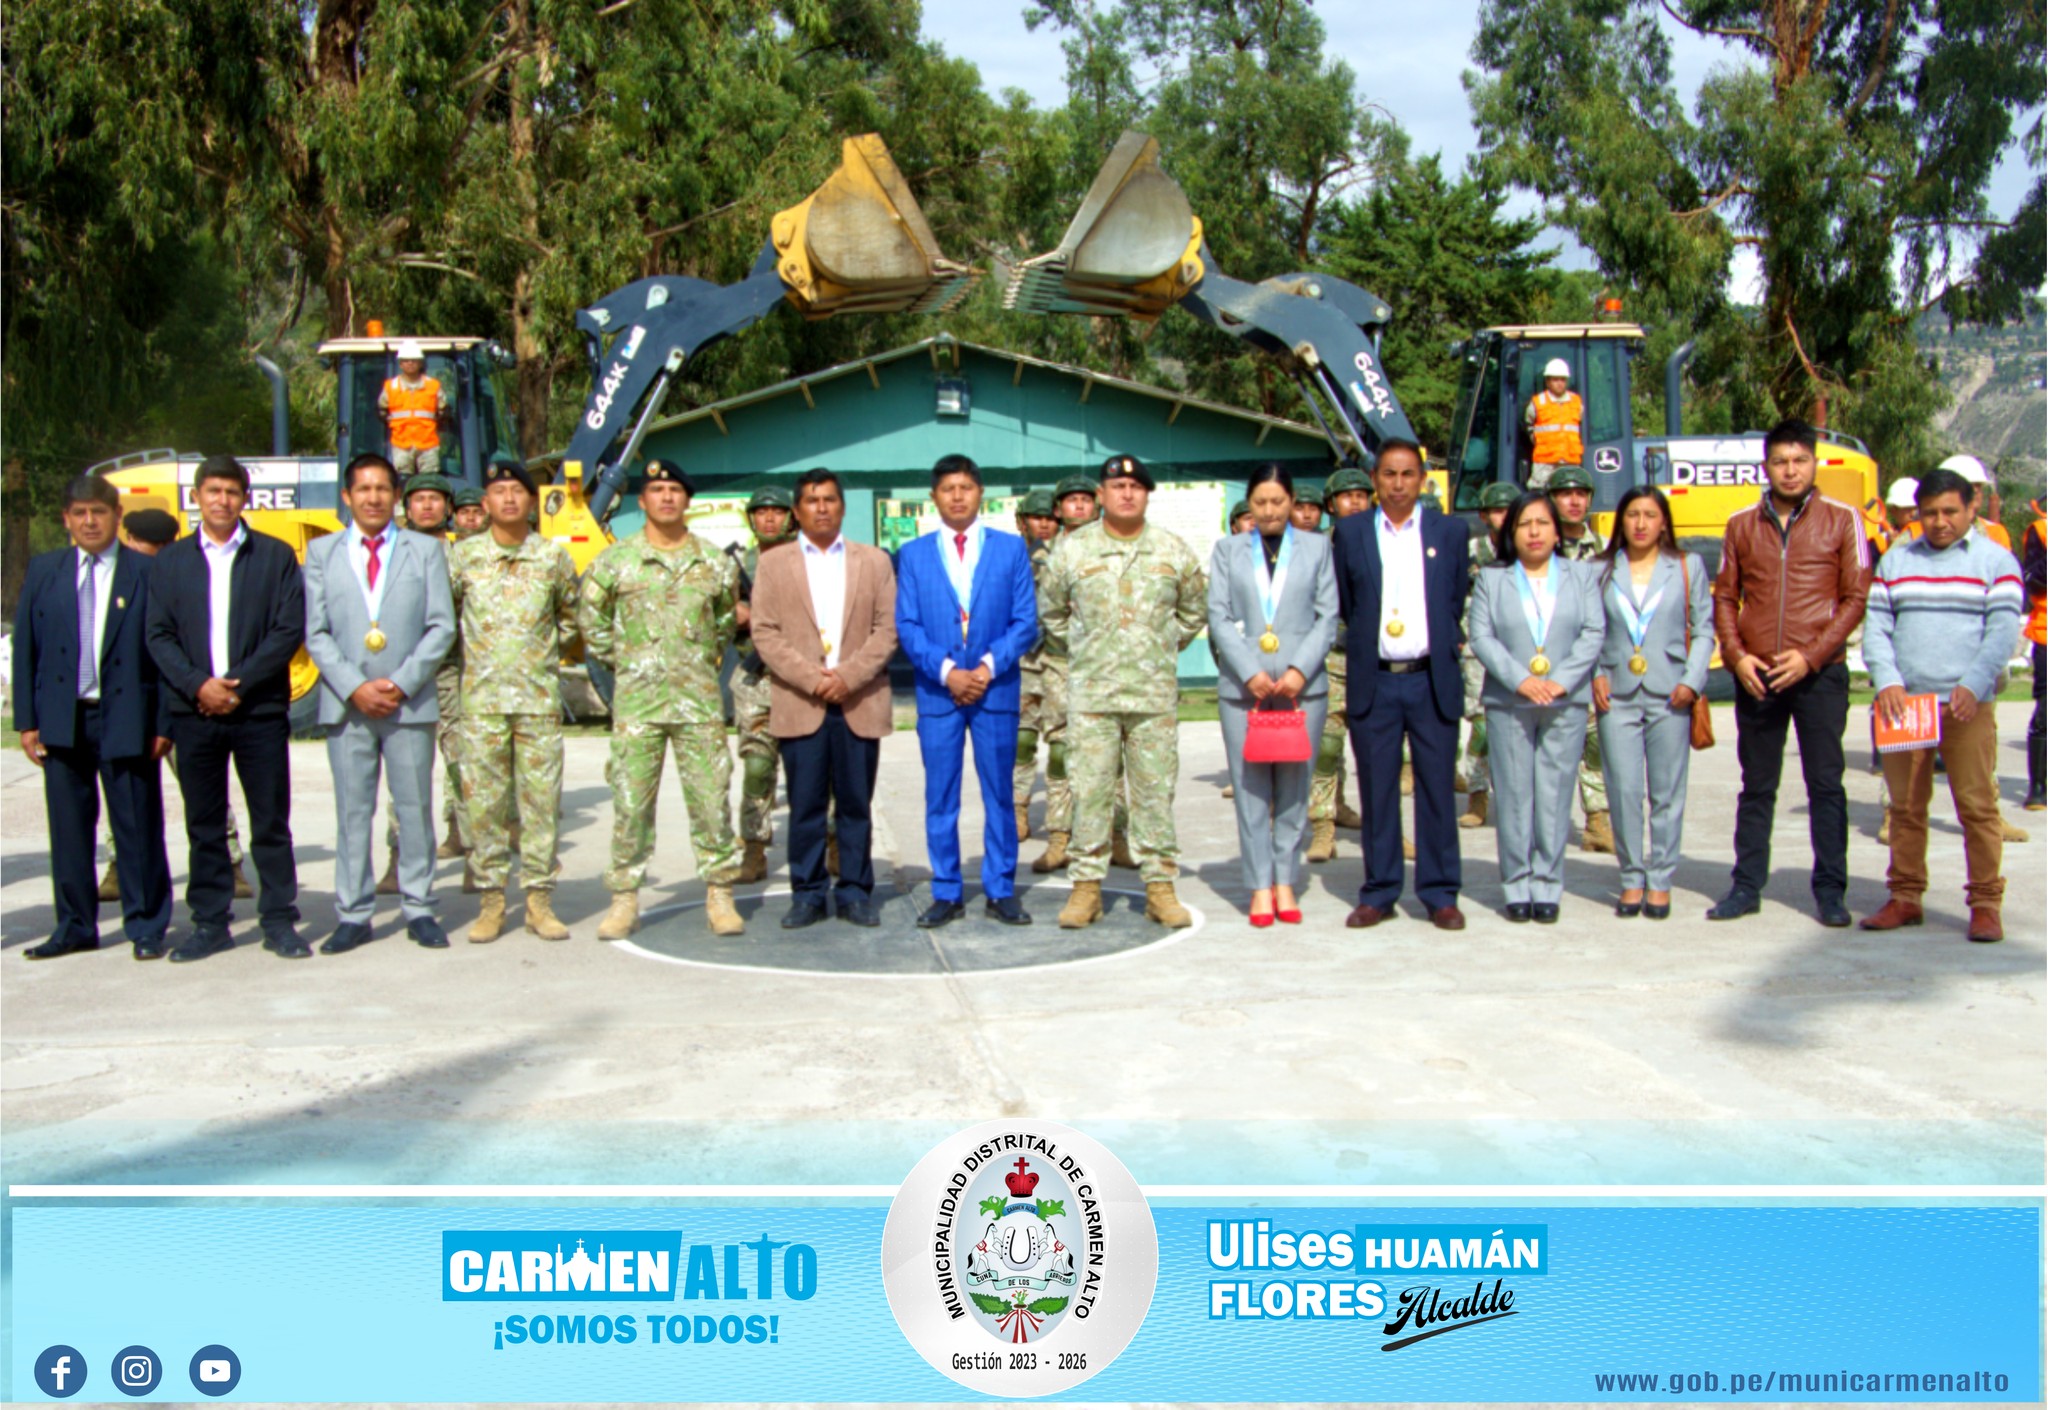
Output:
top-left (839, 898), bottom-right (882, 928)
top-left (408, 917), bottom-right (450, 948)
top-left (1705, 890), bottom-right (1761, 921)
top-left (1531, 902), bottom-right (1560, 924)
top-left (1815, 898), bottom-right (1853, 928)
top-left (1504, 903), bottom-right (1532, 924)
top-left (1643, 901), bottom-right (1672, 920)
top-left (1615, 899), bottom-right (1643, 918)
top-left (24, 935), bottom-right (99, 961)
top-left (916, 899), bottom-right (965, 930)
top-left (985, 895), bottom-right (1033, 926)
top-left (170, 927), bottom-right (235, 963)
top-left (263, 923), bottom-right (312, 958)
top-left (320, 922), bottom-right (373, 955)
top-left (132, 935), bottom-right (167, 961)
top-left (781, 900), bottom-right (829, 931)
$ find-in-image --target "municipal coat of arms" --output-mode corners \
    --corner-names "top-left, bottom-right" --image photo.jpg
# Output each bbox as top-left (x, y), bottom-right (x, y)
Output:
top-left (960, 1156), bottom-right (1079, 1344)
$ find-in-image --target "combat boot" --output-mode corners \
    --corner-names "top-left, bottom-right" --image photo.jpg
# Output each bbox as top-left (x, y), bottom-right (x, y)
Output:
top-left (437, 820), bottom-right (467, 859)
top-left (1016, 803), bottom-right (1031, 841)
top-left (1032, 832), bottom-right (1071, 873)
top-left (1058, 880), bottom-right (1103, 929)
top-left (233, 862), bottom-right (254, 899)
top-left (1400, 762), bottom-right (1414, 796)
top-left (1144, 881), bottom-right (1193, 928)
top-left (377, 853), bottom-right (400, 895)
top-left (1335, 799), bottom-right (1363, 830)
top-left (1111, 830), bottom-right (1138, 869)
top-left (463, 863), bottom-right (482, 894)
top-left (597, 891), bottom-right (639, 941)
top-left (1459, 790), bottom-right (1489, 829)
top-left (1999, 813), bottom-right (2030, 843)
top-left (737, 840), bottom-right (769, 884)
top-left (470, 891), bottom-right (506, 943)
top-left (1403, 835), bottom-right (1416, 860)
top-left (826, 832), bottom-right (840, 878)
top-left (705, 884), bottom-right (744, 937)
top-left (1580, 811), bottom-right (1616, 854)
top-left (1878, 813), bottom-right (1891, 846)
top-left (98, 862), bottom-right (122, 902)
top-left (1307, 818), bottom-right (1336, 863)
top-left (524, 890), bottom-right (570, 940)
top-left (1221, 784), bottom-right (1236, 799)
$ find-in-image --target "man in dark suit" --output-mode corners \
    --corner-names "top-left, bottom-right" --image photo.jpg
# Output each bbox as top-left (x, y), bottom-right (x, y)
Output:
top-left (1331, 440), bottom-right (1472, 931)
top-left (894, 454), bottom-right (1041, 928)
top-left (13, 475), bottom-right (176, 959)
top-left (145, 454), bottom-right (309, 961)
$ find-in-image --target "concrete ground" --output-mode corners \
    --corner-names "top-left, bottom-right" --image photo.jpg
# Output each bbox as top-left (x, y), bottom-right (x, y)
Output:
top-left (2, 703), bottom-right (2041, 1187)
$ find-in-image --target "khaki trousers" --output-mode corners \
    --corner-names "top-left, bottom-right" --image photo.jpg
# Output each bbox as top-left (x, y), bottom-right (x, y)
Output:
top-left (1881, 701), bottom-right (2004, 909)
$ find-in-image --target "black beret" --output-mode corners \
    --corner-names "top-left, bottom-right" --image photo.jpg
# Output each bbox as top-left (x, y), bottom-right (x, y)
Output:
top-left (642, 458), bottom-right (695, 493)
top-left (482, 459), bottom-right (538, 495)
top-left (1098, 454), bottom-right (1155, 491)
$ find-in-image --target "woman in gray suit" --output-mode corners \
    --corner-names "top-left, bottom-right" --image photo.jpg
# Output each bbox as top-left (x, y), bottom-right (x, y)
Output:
top-left (1209, 464), bottom-right (1341, 926)
top-left (1591, 486), bottom-right (1713, 919)
top-left (1468, 491), bottom-right (1605, 923)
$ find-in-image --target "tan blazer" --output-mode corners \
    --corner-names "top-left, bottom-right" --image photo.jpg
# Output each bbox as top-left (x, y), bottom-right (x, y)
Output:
top-left (750, 536), bottom-right (899, 740)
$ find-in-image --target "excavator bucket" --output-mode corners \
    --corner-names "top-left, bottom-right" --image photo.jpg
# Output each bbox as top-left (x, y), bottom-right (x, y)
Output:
top-left (1004, 131), bottom-right (1206, 322)
top-left (771, 135), bottom-right (979, 319)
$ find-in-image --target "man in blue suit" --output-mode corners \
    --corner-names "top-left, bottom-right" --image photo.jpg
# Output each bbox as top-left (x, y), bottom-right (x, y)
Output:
top-left (1331, 440), bottom-right (1472, 931)
top-left (895, 454), bottom-right (1041, 927)
top-left (13, 475), bottom-right (175, 959)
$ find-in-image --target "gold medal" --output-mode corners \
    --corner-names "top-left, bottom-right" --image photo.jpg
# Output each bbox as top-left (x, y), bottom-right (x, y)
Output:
top-left (1259, 629), bottom-right (1280, 653)
top-left (1628, 652), bottom-right (1649, 675)
top-left (365, 626), bottom-right (388, 653)
top-left (1529, 653), bottom-right (1552, 677)
top-left (1387, 616), bottom-right (1406, 638)
top-left (820, 636), bottom-right (833, 657)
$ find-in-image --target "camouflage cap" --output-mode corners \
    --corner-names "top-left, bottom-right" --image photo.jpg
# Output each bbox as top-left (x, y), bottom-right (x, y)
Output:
top-left (1228, 499), bottom-right (1252, 523)
top-left (1322, 466), bottom-right (1372, 502)
top-left (1017, 489), bottom-right (1057, 518)
top-left (451, 486), bottom-right (484, 509)
top-left (402, 473), bottom-right (454, 504)
top-left (1477, 480), bottom-right (1520, 510)
top-left (1054, 475), bottom-right (1099, 501)
top-left (1546, 465), bottom-right (1595, 492)
top-left (746, 485), bottom-right (794, 512)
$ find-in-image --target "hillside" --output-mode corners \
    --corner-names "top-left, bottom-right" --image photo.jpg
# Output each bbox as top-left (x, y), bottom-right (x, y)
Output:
top-left (1919, 306), bottom-right (2047, 479)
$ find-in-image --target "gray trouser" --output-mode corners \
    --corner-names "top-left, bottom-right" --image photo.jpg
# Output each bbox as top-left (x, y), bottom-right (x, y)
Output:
top-left (329, 716), bottom-right (438, 923)
top-left (1597, 695), bottom-right (1694, 890)
top-left (1488, 702), bottom-right (1588, 904)
top-left (1219, 695), bottom-right (1328, 891)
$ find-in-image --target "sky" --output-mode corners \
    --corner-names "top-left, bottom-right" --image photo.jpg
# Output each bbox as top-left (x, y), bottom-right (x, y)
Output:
top-left (920, 1), bottom-right (2040, 306)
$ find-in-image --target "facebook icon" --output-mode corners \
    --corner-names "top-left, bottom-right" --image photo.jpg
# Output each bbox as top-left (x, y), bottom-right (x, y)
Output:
top-left (34, 1344), bottom-right (86, 1398)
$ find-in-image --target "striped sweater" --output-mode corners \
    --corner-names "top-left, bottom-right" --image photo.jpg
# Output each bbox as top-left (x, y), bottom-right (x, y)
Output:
top-left (1863, 528), bottom-right (2025, 701)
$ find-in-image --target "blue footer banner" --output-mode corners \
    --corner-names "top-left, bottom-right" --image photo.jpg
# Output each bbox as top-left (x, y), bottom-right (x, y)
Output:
top-left (8, 1201), bottom-right (2039, 1400)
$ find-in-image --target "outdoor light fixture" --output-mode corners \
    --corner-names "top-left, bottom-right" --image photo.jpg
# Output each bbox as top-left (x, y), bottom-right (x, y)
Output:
top-left (934, 376), bottom-right (970, 418)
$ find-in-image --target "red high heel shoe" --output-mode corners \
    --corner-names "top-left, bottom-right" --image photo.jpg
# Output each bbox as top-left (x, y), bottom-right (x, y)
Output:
top-left (1249, 911), bottom-right (1276, 928)
top-left (1276, 907), bottom-right (1303, 924)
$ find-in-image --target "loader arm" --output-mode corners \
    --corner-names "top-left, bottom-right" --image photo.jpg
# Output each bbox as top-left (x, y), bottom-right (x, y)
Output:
top-left (571, 135), bottom-right (977, 524)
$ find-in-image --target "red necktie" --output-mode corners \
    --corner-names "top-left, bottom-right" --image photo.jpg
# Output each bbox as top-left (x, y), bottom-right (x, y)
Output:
top-left (365, 534), bottom-right (382, 591)
top-left (955, 532), bottom-right (968, 560)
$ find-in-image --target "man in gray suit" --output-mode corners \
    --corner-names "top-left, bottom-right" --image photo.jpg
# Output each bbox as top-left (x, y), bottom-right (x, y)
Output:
top-left (304, 452), bottom-right (458, 953)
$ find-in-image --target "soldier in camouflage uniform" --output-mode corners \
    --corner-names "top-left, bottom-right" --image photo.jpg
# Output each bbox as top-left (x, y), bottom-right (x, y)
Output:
top-left (1039, 455), bottom-right (1208, 929)
top-left (1032, 475), bottom-right (1121, 872)
top-left (451, 484), bottom-right (487, 537)
top-left (581, 460), bottom-right (745, 938)
top-left (1307, 467), bottom-right (1374, 860)
top-left (448, 458), bottom-right (581, 941)
top-left (1011, 490), bottom-right (1062, 837)
top-left (725, 485), bottom-right (798, 882)
top-left (1546, 465), bottom-right (1614, 853)
top-left (1458, 481), bottom-right (1519, 828)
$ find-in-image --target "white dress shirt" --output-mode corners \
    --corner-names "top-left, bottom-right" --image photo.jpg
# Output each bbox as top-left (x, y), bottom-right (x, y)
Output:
top-left (933, 520), bottom-right (996, 679)
top-left (800, 534), bottom-right (848, 669)
top-left (200, 521), bottom-right (248, 678)
top-left (347, 520), bottom-right (394, 622)
top-left (76, 545), bottom-right (116, 701)
top-left (1376, 508), bottom-right (1430, 659)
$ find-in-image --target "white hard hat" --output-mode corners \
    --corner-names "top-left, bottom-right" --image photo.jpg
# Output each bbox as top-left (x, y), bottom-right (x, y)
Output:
top-left (1543, 358), bottom-right (1572, 380)
top-left (1885, 477), bottom-right (1919, 508)
top-left (1937, 453), bottom-right (1988, 483)
top-left (396, 340), bottom-right (426, 361)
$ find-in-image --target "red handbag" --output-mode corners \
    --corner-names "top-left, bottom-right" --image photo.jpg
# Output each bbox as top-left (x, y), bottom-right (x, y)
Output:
top-left (1242, 703), bottom-right (1314, 763)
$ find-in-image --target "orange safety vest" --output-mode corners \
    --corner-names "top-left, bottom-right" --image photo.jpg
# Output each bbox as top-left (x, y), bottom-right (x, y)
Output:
top-left (1529, 391), bottom-right (1584, 465)
top-left (385, 376), bottom-right (443, 451)
top-left (2027, 517), bottom-right (2047, 647)
top-left (1978, 517), bottom-right (2012, 552)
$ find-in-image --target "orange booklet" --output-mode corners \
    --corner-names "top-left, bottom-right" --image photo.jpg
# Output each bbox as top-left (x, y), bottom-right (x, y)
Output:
top-left (1874, 693), bottom-right (1942, 753)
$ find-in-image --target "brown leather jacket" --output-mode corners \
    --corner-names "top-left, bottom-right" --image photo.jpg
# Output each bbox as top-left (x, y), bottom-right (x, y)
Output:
top-left (1713, 489), bottom-right (1871, 667)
